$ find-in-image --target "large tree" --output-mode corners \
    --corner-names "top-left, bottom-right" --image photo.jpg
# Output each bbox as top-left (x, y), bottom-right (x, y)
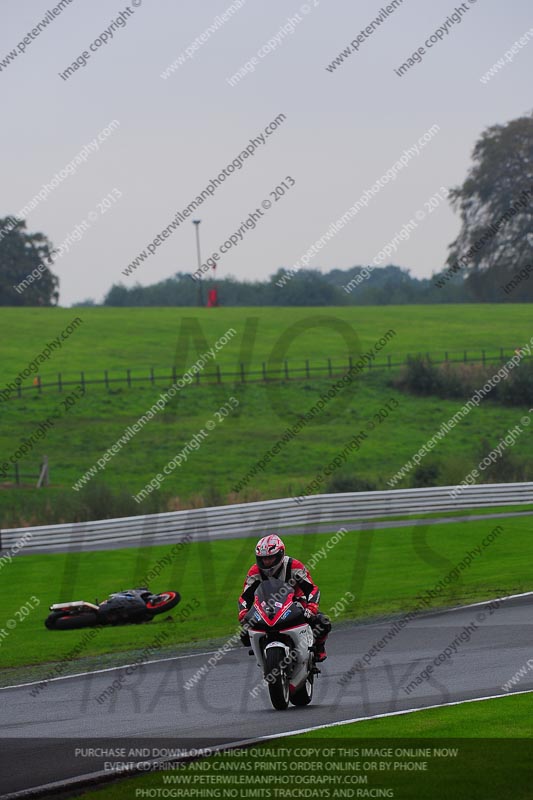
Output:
top-left (0, 217), bottom-right (59, 305)
top-left (447, 113), bottom-right (533, 301)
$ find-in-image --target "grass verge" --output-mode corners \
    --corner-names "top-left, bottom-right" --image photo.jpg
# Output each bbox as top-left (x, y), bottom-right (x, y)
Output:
top-left (0, 516), bottom-right (530, 674)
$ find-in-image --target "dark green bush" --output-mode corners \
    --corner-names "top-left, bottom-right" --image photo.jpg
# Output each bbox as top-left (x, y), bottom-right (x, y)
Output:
top-left (324, 471), bottom-right (377, 493)
top-left (395, 355), bottom-right (533, 407)
top-left (394, 356), bottom-right (443, 396)
top-left (499, 360), bottom-right (533, 406)
top-left (74, 481), bottom-right (158, 521)
top-left (411, 461), bottom-right (442, 488)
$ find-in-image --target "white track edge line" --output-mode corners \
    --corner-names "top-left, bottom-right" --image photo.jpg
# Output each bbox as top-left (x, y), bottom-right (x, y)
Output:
top-left (0, 650), bottom-right (220, 691)
top-left (241, 687), bottom-right (533, 740)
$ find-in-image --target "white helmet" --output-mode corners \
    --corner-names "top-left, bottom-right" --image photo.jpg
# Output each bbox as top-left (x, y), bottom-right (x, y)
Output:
top-left (255, 535), bottom-right (285, 578)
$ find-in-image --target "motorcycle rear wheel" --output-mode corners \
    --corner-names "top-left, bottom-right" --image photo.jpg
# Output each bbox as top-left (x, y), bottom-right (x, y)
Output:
top-left (289, 675), bottom-right (314, 706)
top-left (265, 648), bottom-right (290, 710)
top-left (45, 611), bottom-right (99, 630)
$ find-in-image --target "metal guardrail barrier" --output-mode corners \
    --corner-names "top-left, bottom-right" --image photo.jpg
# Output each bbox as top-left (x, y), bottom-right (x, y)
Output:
top-left (1, 483), bottom-right (532, 554)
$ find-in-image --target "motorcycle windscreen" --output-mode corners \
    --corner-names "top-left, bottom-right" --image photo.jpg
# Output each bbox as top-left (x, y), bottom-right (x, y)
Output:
top-left (252, 578), bottom-right (306, 628)
top-left (254, 578), bottom-right (294, 615)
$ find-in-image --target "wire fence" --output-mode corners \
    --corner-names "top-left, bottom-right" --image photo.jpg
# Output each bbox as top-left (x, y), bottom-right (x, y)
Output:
top-left (0, 347), bottom-right (527, 399)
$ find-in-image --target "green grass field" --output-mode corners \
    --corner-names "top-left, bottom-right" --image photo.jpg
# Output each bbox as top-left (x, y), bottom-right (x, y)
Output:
top-left (1, 305), bottom-right (532, 383)
top-left (1, 515), bottom-right (530, 674)
top-left (77, 694), bottom-right (533, 800)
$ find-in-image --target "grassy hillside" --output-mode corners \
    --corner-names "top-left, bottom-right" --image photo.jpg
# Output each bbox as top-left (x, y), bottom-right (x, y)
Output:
top-left (1, 372), bottom-right (532, 526)
top-left (1, 306), bottom-right (532, 526)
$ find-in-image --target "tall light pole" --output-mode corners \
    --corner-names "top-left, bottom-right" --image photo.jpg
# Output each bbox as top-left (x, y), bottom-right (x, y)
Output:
top-left (192, 219), bottom-right (204, 307)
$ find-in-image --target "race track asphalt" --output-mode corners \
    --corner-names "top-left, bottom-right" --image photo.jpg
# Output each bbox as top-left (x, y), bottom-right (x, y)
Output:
top-left (1, 593), bottom-right (532, 797)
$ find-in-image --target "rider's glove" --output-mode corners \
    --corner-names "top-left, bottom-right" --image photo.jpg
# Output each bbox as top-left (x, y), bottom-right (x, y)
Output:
top-left (305, 602), bottom-right (319, 616)
top-left (238, 608), bottom-right (248, 623)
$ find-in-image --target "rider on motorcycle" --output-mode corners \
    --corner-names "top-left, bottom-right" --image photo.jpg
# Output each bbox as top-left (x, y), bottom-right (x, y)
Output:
top-left (238, 534), bottom-right (331, 662)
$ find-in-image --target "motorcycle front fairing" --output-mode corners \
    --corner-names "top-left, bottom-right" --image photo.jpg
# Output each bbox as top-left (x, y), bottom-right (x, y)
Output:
top-left (246, 578), bottom-right (314, 691)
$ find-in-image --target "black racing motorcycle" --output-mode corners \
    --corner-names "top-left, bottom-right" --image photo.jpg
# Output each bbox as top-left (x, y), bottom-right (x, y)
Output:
top-left (44, 587), bottom-right (181, 630)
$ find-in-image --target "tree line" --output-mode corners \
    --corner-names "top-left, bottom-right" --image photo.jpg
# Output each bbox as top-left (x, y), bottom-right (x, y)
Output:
top-left (101, 265), bottom-right (472, 306)
top-left (2, 112), bottom-right (533, 306)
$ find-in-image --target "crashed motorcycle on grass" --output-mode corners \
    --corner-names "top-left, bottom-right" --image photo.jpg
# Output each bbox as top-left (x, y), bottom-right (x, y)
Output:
top-left (44, 588), bottom-right (180, 630)
top-left (245, 577), bottom-right (322, 710)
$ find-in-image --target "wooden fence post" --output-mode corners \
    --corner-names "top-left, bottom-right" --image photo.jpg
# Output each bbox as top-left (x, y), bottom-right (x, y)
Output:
top-left (37, 456), bottom-right (49, 488)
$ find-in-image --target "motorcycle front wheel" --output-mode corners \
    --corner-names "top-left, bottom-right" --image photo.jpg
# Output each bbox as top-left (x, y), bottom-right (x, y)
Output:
top-left (145, 591), bottom-right (181, 614)
top-left (265, 648), bottom-right (290, 710)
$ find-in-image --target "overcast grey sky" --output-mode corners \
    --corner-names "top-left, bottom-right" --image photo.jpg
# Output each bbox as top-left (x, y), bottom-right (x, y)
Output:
top-left (2, 0), bottom-right (533, 305)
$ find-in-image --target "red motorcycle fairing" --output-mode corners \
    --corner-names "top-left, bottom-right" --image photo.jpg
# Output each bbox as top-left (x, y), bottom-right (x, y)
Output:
top-left (252, 588), bottom-right (296, 627)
